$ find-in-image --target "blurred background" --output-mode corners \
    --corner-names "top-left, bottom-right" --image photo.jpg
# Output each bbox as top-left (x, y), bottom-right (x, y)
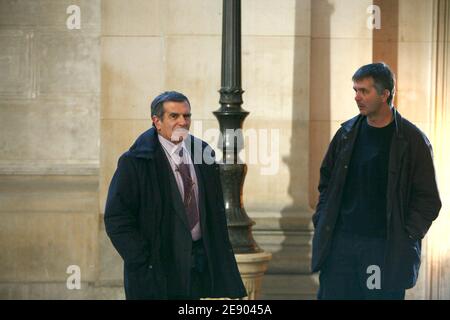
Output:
top-left (0, 0), bottom-right (448, 299)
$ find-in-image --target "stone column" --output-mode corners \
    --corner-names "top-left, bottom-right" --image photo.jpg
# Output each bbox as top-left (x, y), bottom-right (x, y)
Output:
top-left (427, 0), bottom-right (450, 300)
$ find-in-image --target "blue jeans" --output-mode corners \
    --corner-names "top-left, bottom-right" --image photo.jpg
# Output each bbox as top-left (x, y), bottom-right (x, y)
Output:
top-left (318, 231), bottom-right (405, 300)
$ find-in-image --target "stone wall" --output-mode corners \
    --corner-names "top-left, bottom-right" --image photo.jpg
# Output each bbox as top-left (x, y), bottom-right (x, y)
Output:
top-left (0, 0), bottom-right (448, 299)
top-left (0, 0), bottom-right (103, 299)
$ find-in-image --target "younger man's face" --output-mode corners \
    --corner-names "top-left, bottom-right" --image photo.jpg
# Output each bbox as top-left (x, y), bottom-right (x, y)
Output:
top-left (353, 77), bottom-right (389, 118)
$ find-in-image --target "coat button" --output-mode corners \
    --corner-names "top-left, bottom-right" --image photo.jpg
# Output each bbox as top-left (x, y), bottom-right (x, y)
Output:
top-left (344, 165), bottom-right (348, 169)
top-left (325, 226), bottom-right (331, 232)
top-left (148, 265), bottom-right (153, 269)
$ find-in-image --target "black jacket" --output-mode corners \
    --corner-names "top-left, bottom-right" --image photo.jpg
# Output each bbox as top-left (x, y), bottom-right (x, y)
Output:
top-left (311, 108), bottom-right (441, 290)
top-left (104, 127), bottom-right (246, 299)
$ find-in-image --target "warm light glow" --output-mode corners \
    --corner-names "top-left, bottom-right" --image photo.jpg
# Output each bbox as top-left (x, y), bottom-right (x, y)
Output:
top-left (428, 122), bottom-right (450, 256)
top-left (425, 4), bottom-right (450, 281)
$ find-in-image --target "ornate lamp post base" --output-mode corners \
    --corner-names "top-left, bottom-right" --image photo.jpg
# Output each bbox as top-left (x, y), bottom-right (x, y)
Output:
top-left (235, 252), bottom-right (272, 300)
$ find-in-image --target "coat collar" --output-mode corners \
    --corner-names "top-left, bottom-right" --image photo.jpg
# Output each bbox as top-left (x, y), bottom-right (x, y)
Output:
top-left (127, 127), bottom-right (159, 159)
top-left (340, 106), bottom-right (403, 137)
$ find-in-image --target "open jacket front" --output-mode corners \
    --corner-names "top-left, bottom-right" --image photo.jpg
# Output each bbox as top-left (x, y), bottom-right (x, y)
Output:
top-left (311, 108), bottom-right (442, 290)
top-left (104, 127), bottom-right (246, 299)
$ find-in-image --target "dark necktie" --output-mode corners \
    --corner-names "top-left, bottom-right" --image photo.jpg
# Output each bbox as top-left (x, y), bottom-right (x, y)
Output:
top-left (177, 148), bottom-right (200, 230)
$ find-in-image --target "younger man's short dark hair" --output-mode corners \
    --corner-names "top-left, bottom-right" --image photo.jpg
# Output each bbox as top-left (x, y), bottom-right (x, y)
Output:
top-left (352, 62), bottom-right (396, 105)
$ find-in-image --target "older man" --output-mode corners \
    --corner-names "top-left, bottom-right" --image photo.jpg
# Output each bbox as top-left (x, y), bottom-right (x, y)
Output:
top-left (105, 91), bottom-right (246, 299)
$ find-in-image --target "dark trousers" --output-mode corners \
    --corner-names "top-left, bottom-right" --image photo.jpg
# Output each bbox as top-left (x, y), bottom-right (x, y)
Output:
top-left (168, 240), bottom-right (211, 300)
top-left (318, 231), bottom-right (405, 300)
top-left (189, 239), bottom-right (211, 300)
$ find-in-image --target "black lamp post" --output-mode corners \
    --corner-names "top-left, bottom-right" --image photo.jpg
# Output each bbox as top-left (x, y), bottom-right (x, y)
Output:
top-left (213, 0), bottom-right (261, 254)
